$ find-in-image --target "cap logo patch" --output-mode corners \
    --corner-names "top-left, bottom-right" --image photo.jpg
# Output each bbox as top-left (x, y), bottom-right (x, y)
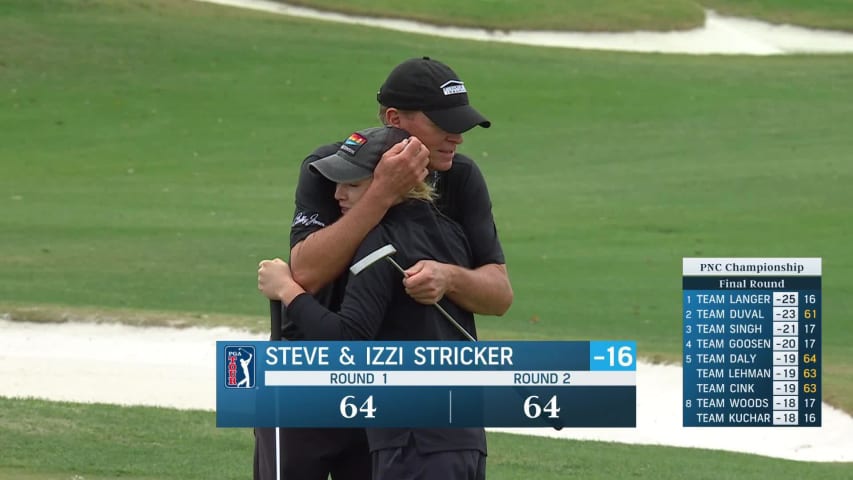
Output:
top-left (341, 132), bottom-right (367, 156)
top-left (440, 80), bottom-right (466, 96)
top-left (345, 133), bottom-right (367, 146)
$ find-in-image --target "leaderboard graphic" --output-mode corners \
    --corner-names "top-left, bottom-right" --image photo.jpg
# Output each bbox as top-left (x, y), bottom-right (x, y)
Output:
top-left (683, 258), bottom-right (822, 426)
top-left (217, 341), bottom-right (636, 428)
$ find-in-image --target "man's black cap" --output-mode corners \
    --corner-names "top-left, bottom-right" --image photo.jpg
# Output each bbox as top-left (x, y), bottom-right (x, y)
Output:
top-left (309, 127), bottom-right (410, 184)
top-left (377, 57), bottom-right (491, 134)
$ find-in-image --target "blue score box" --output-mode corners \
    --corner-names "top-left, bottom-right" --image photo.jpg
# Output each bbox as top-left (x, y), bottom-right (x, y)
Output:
top-left (217, 341), bottom-right (636, 428)
top-left (682, 258), bottom-right (822, 427)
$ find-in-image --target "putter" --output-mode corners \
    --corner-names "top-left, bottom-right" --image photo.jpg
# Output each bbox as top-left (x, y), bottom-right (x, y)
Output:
top-left (350, 244), bottom-right (476, 341)
top-left (269, 299), bottom-right (283, 480)
top-left (351, 244), bottom-right (563, 431)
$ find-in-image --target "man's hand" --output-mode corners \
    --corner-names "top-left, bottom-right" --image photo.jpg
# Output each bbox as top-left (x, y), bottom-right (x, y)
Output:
top-left (403, 260), bottom-right (451, 305)
top-left (404, 262), bottom-right (513, 315)
top-left (258, 258), bottom-right (305, 304)
top-left (369, 136), bottom-right (430, 205)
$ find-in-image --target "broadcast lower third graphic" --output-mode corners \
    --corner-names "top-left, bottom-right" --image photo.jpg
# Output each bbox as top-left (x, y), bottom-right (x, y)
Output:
top-left (225, 346), bottom-right (255, 389)
top-left (217, 340), bottom-right (636, 428)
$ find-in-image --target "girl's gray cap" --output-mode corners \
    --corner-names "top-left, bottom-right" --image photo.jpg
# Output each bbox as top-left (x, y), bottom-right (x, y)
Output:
top-left (310, 126), bottom-right (409, 183)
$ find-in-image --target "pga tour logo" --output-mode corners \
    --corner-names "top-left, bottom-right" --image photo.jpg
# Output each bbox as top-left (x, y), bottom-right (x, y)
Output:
top-left (225, 345), bottom-right (255, 389)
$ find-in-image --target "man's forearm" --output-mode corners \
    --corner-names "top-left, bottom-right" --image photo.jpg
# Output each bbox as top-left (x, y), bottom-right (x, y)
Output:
top-left (290, 189), bottom-right (393, 293)
top-left (445, 263), bottom-right (513, 316)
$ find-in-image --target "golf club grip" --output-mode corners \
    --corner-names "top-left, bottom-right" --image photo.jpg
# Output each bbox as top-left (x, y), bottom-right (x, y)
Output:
top-left (269, 299), bottom-right (283, 341)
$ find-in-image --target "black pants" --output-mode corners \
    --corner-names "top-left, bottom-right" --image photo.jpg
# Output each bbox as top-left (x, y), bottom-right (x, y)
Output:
top-left (371, 437), bottom-right (486, 480)
top-left (253, 428), bottom-right (371, 480)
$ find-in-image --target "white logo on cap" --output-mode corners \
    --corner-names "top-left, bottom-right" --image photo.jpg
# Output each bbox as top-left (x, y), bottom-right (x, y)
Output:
top-left (440, 80), bottom-right (467, 96)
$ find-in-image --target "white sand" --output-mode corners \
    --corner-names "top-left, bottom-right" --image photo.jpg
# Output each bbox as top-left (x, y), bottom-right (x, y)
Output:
top-left (194, 0), bottom-right (853, 55)
top-left (1, 319), bottom-right (851, 463)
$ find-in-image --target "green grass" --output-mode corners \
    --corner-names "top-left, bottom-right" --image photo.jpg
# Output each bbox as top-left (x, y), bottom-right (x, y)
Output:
top-left (2, 0), bottom-right (851, 402)
top-left (1, 0), bottom-right (852, 477)
top-left (1, 398), bottom-right (850, 480)
top-left (280, 0), bottom-right (853, 31)
top-left (0, 398), bottom-right (253, 480)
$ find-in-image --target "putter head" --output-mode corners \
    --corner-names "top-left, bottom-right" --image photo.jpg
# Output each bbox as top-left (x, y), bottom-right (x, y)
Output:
top-left (350, 244), bottom-right (397, 275)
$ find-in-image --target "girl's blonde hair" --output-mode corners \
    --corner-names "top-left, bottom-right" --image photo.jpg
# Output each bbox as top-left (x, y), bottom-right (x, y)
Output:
top-left (407, 181), bottom-right (436, 202)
